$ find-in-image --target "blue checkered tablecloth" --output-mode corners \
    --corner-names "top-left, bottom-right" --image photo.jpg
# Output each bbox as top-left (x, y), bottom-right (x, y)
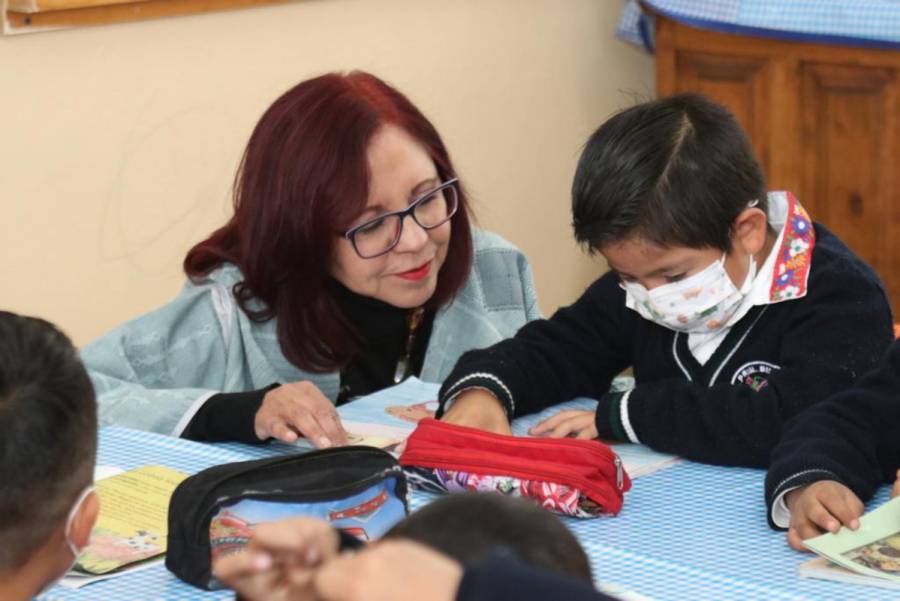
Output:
top-left (618, 0), bottom-right (900, 51)
top-left (40, 427), bottom-right (895, 601)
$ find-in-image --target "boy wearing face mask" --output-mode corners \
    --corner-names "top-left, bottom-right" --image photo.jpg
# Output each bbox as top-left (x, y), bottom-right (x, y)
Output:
top-left (436, 93), bottom-right (893, 468)
top-left (0, 311), bottom-right (100, 600)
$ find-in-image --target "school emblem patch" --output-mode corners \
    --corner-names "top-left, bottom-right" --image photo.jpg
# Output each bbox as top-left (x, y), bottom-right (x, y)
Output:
top-left (731, 361), bottom-right (780, 391)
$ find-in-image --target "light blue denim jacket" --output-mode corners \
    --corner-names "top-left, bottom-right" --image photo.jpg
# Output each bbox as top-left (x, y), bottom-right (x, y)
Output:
top-left (83, 229), bottom-right (540, 436)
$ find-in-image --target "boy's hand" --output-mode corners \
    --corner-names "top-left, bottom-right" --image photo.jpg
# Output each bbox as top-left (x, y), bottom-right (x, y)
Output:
top-left (891, 469), bottom-right (900, 498)
top-left (314, 540), bottom-right (462, 601)
top-left (530, 410), bottom-right (598, 440)
top-left (440, 390), bottom-right (512, 435)
top-left (784, 481), bottom-right (864, 552)
top-left (213, 517), bottom-right (341, 601)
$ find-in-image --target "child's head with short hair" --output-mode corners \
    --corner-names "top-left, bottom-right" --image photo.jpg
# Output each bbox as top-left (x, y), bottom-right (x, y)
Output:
top-left (0, 311), bottom-right (99, 599)
top-left (571, 94), bottom-right (775, 330)
top-left (383, 492), bottom-right (592, 583)
top-left (573, 92), bottom-right (767, 255)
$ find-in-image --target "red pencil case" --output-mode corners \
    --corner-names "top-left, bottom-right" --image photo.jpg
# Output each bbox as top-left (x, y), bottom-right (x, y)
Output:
top-left (398, 418), bottom-right (631, 518)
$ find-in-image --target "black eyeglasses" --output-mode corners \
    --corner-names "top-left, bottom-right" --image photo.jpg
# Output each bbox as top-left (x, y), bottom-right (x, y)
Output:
top-left (344, 178), bottom-right (459, 259)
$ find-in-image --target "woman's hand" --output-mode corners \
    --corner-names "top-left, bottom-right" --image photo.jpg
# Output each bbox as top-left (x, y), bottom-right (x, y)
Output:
top-left (255, 381), bottom-right (348, 447)
top-left (212, 517), bottom-right (341, 601)
top-left (784, 480), bottom-right (864, 551)
top-left (440, 390), bottom-right (512, 435)
top-left (314, 540), bottom-right (463, 601)
top-left (530, 410), bottom-right (598, 440)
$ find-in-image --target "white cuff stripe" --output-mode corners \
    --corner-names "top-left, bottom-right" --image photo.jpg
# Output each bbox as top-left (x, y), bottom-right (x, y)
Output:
top-left (619, 389), bottom-right (640, 443)
top-left (443, 372), bottom-right (515, 416)
top-left (771, 468), bottom-right (839, 500)
top-left (171, 391), bottom-right (219, 437)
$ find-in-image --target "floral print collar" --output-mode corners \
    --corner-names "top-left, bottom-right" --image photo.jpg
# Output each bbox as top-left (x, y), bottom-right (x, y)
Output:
top-left (767, 192), bottom-right (815, 303)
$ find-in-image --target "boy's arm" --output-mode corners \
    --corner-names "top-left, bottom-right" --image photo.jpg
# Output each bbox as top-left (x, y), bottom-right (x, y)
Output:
top-left (598, 269), bottom-right (894, 467)
top-left (437, 274), bottom-right (631, 419)
top-left (764, 340), bottom-right (900, 529)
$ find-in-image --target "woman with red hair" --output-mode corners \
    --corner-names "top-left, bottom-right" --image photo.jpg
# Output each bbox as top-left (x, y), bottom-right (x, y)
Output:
top-left (83, 72), bottom-right (539, 447)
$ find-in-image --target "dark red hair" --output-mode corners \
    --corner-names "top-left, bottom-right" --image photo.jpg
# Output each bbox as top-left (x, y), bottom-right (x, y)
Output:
top-left (184, 72), bottom-right (474, 373)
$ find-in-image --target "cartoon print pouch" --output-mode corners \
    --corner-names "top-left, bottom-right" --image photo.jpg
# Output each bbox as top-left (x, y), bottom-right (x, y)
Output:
top-left (399, 419), bottom-right (631, 518)
top-left (166, 446), bottom-right (408, 590)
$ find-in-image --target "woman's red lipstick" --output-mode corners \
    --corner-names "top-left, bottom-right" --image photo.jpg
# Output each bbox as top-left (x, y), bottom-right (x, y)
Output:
top-left (396, 260), bottom-right (432, 281)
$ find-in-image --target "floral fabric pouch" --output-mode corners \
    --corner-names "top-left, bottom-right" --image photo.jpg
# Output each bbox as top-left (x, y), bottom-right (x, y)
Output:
top-left (399, 418), bottom-right (631, 518)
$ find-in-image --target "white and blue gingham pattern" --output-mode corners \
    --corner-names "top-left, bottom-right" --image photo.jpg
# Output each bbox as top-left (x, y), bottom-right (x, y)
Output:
top-left (619, 0), bottom-right (900, 49)
top-left (41, 426), bottom-right (893, 600)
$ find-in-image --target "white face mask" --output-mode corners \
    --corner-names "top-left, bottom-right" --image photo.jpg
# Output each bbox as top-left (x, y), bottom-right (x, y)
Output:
top-left (38, 484), bottom-right (95, 595)
top-left (623, 254), bottom-right (756, 333)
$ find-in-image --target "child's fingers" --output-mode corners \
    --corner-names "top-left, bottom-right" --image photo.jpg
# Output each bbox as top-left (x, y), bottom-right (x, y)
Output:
top-left (548, 417), bottom-right (581, 438)
top-left (821, 490), bottom-right (863, 530)
top-left (892, 469), bottom-right (900, 498)
top-left (212, 549), bottom-right (273, 583)
top-left (251, 518), bottom-right (338, 560)
top-left (787, 526), bottom-right (814, 552)
top-left (575, 428), bottom-right (595, 440)
top-left (312, 553), bottom-right (357, 600)
top-left (529, 411), bottom-right (574, 435)
top-left (806, 502), bottom-right (840, 533)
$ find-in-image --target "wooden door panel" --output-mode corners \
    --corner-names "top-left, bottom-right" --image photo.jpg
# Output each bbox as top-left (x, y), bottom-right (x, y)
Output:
top-left (798, 62), bottom-right (898, 306)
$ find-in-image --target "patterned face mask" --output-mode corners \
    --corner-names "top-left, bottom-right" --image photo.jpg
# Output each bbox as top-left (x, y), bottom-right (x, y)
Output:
top-left (622, 254), bottom-right (756, 333)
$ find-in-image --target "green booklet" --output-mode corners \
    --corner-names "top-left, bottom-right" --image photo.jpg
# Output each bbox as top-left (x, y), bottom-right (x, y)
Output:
top-left (805, 495), bottom-right (900, 584)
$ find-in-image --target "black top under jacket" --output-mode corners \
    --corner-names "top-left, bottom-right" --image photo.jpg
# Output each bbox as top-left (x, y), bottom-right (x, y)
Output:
top-left (182, 281), bottom-right (434, 443)
top-left (438, 224), bottom-right (893, 468)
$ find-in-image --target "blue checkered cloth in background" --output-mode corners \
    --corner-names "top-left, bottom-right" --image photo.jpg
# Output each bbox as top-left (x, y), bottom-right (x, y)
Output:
top-left (618, 0), bottom-right (900, 51)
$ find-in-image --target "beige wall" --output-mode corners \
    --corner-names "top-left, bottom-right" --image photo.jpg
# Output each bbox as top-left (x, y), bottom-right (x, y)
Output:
top-left (0, 0), bottom-right (654, 345)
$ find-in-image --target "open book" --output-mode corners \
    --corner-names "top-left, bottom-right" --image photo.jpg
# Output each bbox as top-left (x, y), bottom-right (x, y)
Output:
top-left (62, 465), bottom-right (187, 588)
top-left (803, 495), bottom-right (900, 588)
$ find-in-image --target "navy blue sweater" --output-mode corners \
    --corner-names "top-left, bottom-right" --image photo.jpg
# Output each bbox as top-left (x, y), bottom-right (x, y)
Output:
top-left (438, 224), bottom-right (893, 468)
top-left (458, 554), bottom-right (617, 601)
top-left (766, 339), bottom-right (900, 528)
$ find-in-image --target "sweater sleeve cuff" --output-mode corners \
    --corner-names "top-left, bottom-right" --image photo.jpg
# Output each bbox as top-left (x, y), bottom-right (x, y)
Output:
top-left (595, 392), bottom-right (626, 441)
top-left (181, 383), bottom-right (279, 444)
top-left (437, 373), bottom-right (515, 418)
top-left (765, 468), bottom-right (841, 530)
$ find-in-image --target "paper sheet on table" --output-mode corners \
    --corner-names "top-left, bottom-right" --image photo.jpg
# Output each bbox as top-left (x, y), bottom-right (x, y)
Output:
top-left (293, 421), bottom-right (412, 450)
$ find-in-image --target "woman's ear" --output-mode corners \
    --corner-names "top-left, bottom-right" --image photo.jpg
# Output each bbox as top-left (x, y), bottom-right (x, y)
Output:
top-left (69, 489), bottom-right (100, 550)
top-left (732, 207), bottom-right (769, 256)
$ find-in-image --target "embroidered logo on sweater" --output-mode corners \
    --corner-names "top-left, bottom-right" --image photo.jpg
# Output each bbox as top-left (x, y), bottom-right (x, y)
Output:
top-left (769, 192), bottom-right (816, 303)
top-left (731, 360), bottom-right (781, 391)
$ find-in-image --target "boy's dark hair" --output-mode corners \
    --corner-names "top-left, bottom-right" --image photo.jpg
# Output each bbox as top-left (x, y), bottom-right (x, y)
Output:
top-left (572, 93), bottom-right (768, 253)
top-left (0, 312), bottom-right (97, 571)
top-left (384, 493), bottom-right (592, 583)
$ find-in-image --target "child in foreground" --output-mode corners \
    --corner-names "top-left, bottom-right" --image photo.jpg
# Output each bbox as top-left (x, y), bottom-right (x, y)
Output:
top-left (0, 311), bottom-right (100, 600)
top-left (214, 493), bottom-right (620, 601)
top-left (436, 93), bottom-right (892, 468)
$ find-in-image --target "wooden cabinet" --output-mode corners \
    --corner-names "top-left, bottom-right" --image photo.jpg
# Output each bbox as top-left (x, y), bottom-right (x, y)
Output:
top-left (654, 15), bottom-right (900, 313)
